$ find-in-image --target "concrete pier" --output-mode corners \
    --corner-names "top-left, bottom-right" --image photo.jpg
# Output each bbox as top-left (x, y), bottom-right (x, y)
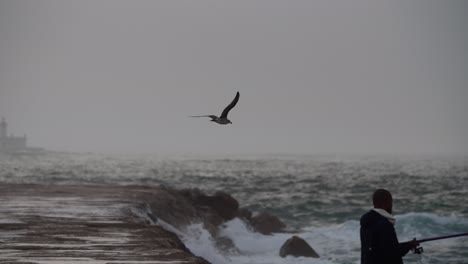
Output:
top-left (0, 184), bottom-right (210, 264)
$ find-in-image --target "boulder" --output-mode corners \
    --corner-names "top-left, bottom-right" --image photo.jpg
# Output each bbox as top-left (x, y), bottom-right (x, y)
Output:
top-left (177, 188), bottom-right (241, 236)
top-left (193, 191), bottom-right (239, 221)
top-left (179, 188), bottom-right (205, 201)
top-left (279, 236), bottom-right (319, 258)
top-left (249, 212), bottom-right (286, 235)
top-left (145, 186), bottom-right (197, 228)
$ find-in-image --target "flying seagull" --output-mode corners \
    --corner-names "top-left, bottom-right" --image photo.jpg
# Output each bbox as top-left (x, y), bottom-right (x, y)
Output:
top-left (190, 91), bottom-right (240, 125)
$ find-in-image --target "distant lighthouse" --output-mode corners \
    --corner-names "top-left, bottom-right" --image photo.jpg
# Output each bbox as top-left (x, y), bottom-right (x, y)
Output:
top-left (0, 117), bottom-right (30, 153)
top-left (0, 117), bottom-right (7, 139)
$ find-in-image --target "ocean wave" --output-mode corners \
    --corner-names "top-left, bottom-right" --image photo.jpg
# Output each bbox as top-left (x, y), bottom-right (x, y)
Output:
top-left (150, 213), bottom-right (467, 264)
top-left (396, 212), bottom-right (468, 241)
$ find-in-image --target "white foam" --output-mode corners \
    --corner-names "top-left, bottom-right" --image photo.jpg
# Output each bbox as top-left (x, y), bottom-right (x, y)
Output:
top-left (181, 223), bottom-right (230, 264)
top-left (184, 213), bottom-right (468, 264)
top-left (156, 219), bottom-right (230, 264)
top-left (217, 218), bottom-right (360, 264)
top-left (220, 218), bottom-right (291, 254)
top-left (131, 202), bottom-right (467, 264)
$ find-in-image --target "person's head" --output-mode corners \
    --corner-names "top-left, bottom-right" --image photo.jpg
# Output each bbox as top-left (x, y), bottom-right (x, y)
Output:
top-left (372, 189), bottom-right (393, 214)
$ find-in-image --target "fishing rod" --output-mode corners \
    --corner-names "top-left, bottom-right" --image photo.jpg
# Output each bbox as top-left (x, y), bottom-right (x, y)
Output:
top-left (411, 232), bottom-right (468, 254)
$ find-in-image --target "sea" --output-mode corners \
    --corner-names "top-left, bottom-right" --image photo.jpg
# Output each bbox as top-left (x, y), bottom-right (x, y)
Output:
top-left (1, 152), bottom-right (467, 264)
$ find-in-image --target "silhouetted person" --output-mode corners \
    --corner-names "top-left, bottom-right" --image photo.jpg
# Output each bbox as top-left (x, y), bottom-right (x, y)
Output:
top-left (360, 189), bottom-right (418, 264)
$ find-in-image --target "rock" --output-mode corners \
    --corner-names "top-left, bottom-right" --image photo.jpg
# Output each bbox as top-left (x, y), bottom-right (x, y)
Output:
top-left (194, 191), bottom-right (239, 221)
top-left (279, 236), bottom-right (319, 258)
top-left (249, 212), bottom-right (286, 235)
top-left (180, 188), bottom-right (205, 201)
top-left (213, 191), bottom-right (240, 220)
top-left (145, 186), bottom-right (198, 228)
top-left (178, 188), bottom-right (239, 233)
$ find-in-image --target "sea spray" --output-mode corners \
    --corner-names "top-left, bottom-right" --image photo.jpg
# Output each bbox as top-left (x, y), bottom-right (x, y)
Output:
top-left (181, 223), bottom-right (231, 264)
top-left (122, 179), bottom-right (460, 263)
top-left (219, 218), bottom-right (341, 264)
top-left (176, 214), bottom-right (467, 264)
top-left (129, 202), bottom-right (229, 263)
top-left (156, 219), bottom-right (230, 264)
top-left (220, 218), bottom-right (292, 254)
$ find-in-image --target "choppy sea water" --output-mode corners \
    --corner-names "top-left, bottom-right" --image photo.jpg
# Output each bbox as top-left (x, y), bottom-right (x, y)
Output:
top-left (1, 152), bottom-right (467, 264)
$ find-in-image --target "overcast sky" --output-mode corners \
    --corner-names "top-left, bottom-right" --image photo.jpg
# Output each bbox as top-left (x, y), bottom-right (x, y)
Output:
top-left (0, 0), bottom-right (467, 155)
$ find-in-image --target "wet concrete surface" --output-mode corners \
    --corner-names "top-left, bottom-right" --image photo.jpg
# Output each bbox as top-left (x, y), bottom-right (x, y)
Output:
top-left (0, 184), bottom-right (210, 264)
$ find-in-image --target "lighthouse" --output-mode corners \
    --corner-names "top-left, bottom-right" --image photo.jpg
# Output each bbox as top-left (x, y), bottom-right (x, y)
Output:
top-left (0, 117), bottom-right (7, 139)
top-left (0, 117), bottom-right (28, 152)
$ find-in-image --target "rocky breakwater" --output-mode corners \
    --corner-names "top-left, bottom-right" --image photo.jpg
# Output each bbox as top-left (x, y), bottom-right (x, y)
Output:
top-left (144, 187), bottom-right (289, 254)
top-left (151, 188), bottom-right (287, 234)
top-left (122, 186), bottom-right (319, 259)
top-left (0, 184), bottom-right (312, 263)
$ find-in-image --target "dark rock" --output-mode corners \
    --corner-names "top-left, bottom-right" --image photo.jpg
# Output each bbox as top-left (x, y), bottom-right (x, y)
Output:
top-left (250, 212), bottom-right (286, 235)
top-left (213, 191), bottom-right (240, 220)
top-left (180, 188), bottom-right (205, 200)
top-left (194, 191), bottom-right (239, 221)
top-left (200, 206), bottom-right (226, 228)
top-left (279, 235), bottom-right (319, 258)
top-left (178, 188), bottom-right (239, 234)
top-left (145, 186), bottom-right (198, 228)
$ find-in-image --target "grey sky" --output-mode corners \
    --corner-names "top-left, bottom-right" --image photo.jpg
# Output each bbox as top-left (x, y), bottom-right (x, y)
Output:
top-left (0, 0), bottom-right (467, 155)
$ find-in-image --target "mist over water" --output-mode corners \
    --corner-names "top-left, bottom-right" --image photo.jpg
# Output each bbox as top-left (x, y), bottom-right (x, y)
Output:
top-left (1, 2), bottom-right (466, 263)
top-left (1, 152), bottom-right (467, 263)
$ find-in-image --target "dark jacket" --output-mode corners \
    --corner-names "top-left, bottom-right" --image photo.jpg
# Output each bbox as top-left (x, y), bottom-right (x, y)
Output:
top-left (360, 210), bottom-right (412, 264)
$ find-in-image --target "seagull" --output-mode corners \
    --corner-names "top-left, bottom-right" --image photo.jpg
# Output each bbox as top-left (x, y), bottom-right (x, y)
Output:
top-left (190, 91), bottom-right (240, 125)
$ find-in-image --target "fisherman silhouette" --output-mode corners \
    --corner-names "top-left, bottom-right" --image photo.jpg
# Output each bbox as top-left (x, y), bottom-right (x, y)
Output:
top-left (360, 189), bottom-right (419, 264)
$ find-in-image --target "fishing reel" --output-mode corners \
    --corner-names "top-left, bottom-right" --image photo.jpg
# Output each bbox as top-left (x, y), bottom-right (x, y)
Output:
top-left (412, 246), bottom-right (424, 254)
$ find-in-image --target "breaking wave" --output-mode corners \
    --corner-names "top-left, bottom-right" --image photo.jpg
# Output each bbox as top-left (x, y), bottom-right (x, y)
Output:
top-left (131, 202), bottom-right (468, 264)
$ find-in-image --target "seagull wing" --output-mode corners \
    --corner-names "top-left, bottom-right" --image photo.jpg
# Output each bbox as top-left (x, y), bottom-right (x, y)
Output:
top-left (189, 115), bottom-right (218, 119)
top-left (220, 91), bottom-right (240, 118)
